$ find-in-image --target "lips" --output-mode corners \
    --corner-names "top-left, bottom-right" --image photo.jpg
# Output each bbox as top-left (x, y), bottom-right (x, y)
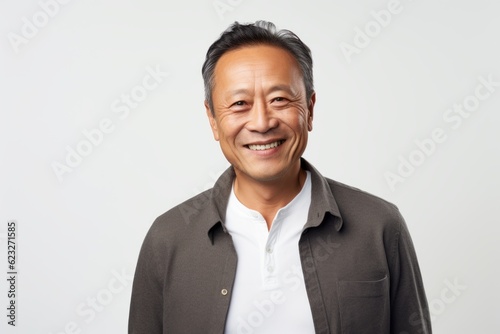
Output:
top-left (246, 140), bottom-right (285, 151)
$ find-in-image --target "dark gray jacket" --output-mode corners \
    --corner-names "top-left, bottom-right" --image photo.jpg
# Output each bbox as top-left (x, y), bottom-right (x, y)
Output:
top-left (129, 159), bottom-right (432, 333)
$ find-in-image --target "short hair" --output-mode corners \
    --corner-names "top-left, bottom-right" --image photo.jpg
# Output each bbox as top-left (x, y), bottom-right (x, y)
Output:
top-left (201, 20), bottom-right (314, 114)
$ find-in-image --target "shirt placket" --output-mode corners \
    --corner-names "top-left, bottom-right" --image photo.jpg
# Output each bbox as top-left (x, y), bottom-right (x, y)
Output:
top-left (262, 211), bottom-right (283, 290)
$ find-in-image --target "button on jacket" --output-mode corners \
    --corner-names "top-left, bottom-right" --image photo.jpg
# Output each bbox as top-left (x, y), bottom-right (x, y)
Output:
top-left (129, 159), bottom-right (432, 334)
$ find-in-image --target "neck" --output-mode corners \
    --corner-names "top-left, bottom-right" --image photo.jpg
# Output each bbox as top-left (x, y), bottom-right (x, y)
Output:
top-left (233, 161), bottom-right (306, 230)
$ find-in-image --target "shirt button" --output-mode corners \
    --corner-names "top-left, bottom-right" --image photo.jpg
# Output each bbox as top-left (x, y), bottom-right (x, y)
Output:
top-left (221, 288), bottom-right (228, 296)
top-left (266, 247), bottom-right (273, 253)
top-left (267, 266), bottom-right (274, 273)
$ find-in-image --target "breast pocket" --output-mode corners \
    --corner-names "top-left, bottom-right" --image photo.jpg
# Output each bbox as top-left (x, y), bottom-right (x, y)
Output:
top-left (337, 275), bottom-right (390, 334)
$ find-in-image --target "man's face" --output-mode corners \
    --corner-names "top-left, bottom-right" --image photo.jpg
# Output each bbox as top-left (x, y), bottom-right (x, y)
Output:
top-left (205, 44), bottom-right (315, 183)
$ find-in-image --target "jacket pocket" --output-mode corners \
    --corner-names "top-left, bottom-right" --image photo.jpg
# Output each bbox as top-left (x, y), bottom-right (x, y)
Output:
top-left (337, 275), bottom-right (389, 334)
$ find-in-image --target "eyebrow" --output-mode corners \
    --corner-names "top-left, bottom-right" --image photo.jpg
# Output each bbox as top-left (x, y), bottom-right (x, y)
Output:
top-left (227, 85), bottom-right (295, 97)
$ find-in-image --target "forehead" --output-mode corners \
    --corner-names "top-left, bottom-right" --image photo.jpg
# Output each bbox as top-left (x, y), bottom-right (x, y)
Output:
top-left (212, 44), bottom-right (303, 91)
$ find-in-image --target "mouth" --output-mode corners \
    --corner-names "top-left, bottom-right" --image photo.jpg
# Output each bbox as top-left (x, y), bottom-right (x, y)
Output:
top-left (246, 140), bottom-right (285, 151)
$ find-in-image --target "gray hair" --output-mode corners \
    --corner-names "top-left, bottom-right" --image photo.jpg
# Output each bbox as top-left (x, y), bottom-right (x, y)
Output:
top-left (201, 20), bottom-right (314, 114)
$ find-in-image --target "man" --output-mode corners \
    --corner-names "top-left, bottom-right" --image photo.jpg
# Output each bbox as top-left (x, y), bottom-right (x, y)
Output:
top-left (129, 21), bottom-right (432, 334)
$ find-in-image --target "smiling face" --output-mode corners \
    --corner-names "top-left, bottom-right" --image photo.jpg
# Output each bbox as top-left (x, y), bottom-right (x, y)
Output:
top-left (205, 44), bottom-right (315, 185)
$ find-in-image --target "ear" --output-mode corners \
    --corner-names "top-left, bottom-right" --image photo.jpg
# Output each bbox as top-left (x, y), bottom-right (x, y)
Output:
top-left (205, 100), bottom-right (220, 141)
top-left (307, 92), bottom-right (316, 131)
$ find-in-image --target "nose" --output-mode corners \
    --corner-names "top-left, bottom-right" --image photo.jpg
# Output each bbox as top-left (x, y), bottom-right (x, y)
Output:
top-left (246, 99), bottom-right (278, 133)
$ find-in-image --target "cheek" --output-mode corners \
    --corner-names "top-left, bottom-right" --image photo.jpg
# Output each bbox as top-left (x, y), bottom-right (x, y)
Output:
top-left (217, 118), bottom-right (242, 143)
top-left (289, 114), bottom-right (309, 133)
top-left (227, 113), bottom-right (249, 131)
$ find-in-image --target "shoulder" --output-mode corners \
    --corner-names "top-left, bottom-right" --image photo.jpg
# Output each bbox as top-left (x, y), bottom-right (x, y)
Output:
top-left (158, 189), bottom-right (213, 225)
top-left (142, 166), bottom-right (233, 250)
top-left (326, 178), bottom-right (404, 232)
top-left (143, 188), bottom-right (216, 249)
top-left (327, 178), bottom-right (398, 213)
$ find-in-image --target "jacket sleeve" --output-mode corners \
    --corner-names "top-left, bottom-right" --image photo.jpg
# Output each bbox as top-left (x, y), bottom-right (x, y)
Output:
top-left (128, 222), bottom-right (164, 334)
top-left (389, 214), bottom-right (432, 334)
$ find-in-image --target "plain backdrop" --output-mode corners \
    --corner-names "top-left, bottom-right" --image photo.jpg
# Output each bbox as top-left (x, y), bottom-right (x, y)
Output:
top-left (1, 0), bottom-right (499, 333)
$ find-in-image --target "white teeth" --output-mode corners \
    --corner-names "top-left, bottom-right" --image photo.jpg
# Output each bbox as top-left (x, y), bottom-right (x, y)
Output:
top-left (248, 140), bottom-right (283, 151)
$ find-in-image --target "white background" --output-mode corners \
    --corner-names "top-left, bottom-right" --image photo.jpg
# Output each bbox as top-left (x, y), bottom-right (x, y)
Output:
top-left (1, 0), bottom-right (499, 333)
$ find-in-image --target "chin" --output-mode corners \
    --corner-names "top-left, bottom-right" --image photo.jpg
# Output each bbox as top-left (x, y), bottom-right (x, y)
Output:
top-left (243, 167), bottom-right (289, 183)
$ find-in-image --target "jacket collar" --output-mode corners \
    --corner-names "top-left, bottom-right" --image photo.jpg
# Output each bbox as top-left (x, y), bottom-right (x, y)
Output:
top-left (206, 158), bottom-right (343, 242)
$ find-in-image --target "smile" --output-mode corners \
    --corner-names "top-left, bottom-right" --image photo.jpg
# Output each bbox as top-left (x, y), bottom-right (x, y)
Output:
top-left (247, 140), bottom-right (285, 151)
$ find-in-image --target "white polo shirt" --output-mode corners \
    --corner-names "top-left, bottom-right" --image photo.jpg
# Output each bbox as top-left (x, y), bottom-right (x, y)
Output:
top-left (224, 171), bottom-right (315, 334)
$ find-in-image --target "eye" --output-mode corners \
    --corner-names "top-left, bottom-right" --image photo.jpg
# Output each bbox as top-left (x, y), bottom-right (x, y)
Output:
top-left (271, 97), bottom-right (288, 105)
top-left (229, 100), bottom-right (250, 112)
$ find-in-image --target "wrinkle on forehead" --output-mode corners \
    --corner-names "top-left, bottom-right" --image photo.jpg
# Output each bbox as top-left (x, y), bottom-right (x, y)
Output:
top-left (212, 45), bottom-right (305, 100)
